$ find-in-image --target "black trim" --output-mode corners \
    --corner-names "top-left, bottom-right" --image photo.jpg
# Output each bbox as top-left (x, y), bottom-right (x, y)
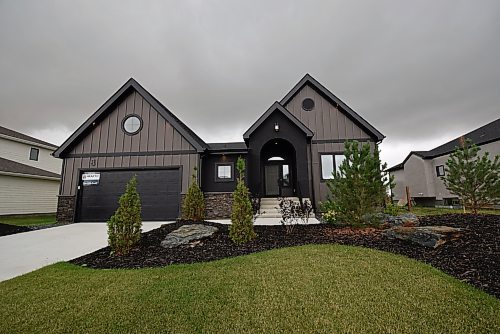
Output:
top-left (280, 74), bottom-right (385, 142)
top-left (319, 152), bottom-right (345, 182)
top-left (29, 147), bottom-right (39, 161)
top-left (121, 114), bottom-right (143, 136)
top-left (67, 150), bottom-right (197, 158)
top-left (436, 165), bottom-right (445, 177)
top-left (215, 162), bottom-right (234, 182)
top-left (243, 101), bottom-right (314, 140)
top-left (54, 78), bottom-right (208, 158)
top-left (312, 138), bottom-right (372, 144)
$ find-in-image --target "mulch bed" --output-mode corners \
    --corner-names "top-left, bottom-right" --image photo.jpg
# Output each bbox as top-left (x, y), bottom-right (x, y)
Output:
top-left (0, 223), bottom-right (31, 236)
top-left (70, 214), bottom-right (499, 298)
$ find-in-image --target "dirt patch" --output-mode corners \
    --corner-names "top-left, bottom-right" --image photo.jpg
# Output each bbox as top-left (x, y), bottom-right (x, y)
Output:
top-left (70, 214), bottom-right (499, 298)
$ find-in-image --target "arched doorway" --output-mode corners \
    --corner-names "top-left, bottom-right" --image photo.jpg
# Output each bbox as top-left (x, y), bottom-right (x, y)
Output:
top-left (260, 138), bottom-right (296, 197)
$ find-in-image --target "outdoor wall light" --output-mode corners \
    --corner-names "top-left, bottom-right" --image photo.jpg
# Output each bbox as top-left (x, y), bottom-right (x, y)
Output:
top-left (274, 122), bottom-right (279, 132)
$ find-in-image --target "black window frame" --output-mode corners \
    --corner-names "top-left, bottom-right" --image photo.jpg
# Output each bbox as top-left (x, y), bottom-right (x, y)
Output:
top-left (122, 114), bottom-right (143, 136)
top-left (436, 165), bottom-right (445, 177)
top-left (29, 147), bottom-right (39, 161)
top-left (215, 162), bottom-right (234, 182)
top-left (320, 152), bottom-right (345, 181)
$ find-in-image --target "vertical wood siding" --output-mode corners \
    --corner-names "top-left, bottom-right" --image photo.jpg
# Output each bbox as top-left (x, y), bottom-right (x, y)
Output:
top-left (61, 90), bottom-right (199, 196)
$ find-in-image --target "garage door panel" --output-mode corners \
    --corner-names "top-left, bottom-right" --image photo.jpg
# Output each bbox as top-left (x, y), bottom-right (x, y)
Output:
top-left (78, 169), bottom-right (181, 222)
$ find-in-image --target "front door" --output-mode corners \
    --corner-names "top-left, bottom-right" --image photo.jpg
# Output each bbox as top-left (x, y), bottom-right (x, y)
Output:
top-left (264, 165), bottom-right (280, 196)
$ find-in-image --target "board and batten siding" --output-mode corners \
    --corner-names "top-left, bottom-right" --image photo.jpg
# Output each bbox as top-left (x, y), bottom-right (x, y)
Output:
top-left (60, 90), bottom-right (199, 196)
top-left (0, 175), bottom-right (59, 215)
top-left (284, 83), bottom-right (376, 206)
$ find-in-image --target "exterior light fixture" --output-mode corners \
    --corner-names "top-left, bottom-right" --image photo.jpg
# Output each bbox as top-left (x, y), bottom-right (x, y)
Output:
top-left (274, 122), bottom-right (279, 132)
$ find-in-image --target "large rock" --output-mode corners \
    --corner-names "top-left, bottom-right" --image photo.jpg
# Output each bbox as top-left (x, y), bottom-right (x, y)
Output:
top-left (161, 224), bottom-right (218, 248)
top-left (385, 213), bottom-right (419, 227)
top-left (385, 225), bottom-right (464, 248)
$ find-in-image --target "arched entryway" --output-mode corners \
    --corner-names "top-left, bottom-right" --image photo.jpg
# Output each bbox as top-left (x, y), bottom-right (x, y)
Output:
top-left (260, 138), bottom-right (296, 197)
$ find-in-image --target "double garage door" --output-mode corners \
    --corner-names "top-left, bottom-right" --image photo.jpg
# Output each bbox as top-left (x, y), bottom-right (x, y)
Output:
top-left (77, 169), bottom-right (181, 222)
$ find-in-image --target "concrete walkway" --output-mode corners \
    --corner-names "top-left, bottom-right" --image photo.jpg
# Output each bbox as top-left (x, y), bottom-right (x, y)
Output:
top-left (0, 222), bottom-right (164, 282)
top-left (209, 217), bottom-right (321, 225)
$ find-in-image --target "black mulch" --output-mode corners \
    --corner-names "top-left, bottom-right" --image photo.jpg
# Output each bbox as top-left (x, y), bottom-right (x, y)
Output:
top-left (70, 214), bottom-right (500, 298)
top-left (0, 223), bottom-right (31, 236)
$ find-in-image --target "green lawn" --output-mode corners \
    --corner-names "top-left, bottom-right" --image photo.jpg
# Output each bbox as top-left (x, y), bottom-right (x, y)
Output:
top-left (409, 206), bottom-right (500, 216)
top-left (0, 214), bottom-right (56, 227)
top-left (0, 245), bottom-right (498, 333)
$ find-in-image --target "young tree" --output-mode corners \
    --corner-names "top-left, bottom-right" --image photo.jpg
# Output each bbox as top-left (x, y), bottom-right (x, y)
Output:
top-left (323, 140), bottom-right (393, 226)
top-left (442, 138), bottom-right (499, 214)
top-left (107, 175), bottom-right (142, 255)
top-left (181, 167), bottom-right (205, 221)
top-left (229, 157), bottom-right (256, 244)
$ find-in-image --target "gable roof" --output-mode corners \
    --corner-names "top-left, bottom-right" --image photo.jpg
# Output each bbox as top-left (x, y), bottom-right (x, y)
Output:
top-left (53, 78), bottom-right (208, 158)
top-left (0, 125), bottom-right (58, 149)
top-left (280, 74), bottom-right (385, 142)
top-left (0, 157), bottom-right (60, 179)
top-left (243, 101), bottom-right (314, 140)
top-left (387, 117), bottom-right (500, 172)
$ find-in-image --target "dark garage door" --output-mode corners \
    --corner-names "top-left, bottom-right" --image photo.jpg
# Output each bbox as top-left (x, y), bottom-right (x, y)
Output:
top-left (77, 169), bottom-right (181, 222)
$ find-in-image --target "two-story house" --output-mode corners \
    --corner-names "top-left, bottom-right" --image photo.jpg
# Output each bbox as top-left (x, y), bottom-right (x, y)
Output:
top-left (0, 126), bottom-right (61, 215)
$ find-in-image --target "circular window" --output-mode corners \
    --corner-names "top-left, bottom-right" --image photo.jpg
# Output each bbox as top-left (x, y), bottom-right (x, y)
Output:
top-left (122, 115), bottom-right (142, 135)
top-left (302, 98), bottom-right (315, 111)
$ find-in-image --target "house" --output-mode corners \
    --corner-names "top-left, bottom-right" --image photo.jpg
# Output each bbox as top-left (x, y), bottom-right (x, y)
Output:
top-left (0, 126), bottom-right (61, 215)
top-left (53, 74), bottom-right (385, 223)
top-left (388, 118), bottom-right (500, 206)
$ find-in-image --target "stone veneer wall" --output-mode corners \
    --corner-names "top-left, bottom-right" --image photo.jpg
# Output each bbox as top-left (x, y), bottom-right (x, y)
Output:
top-left (56, 195), bottom-right (76, 224)
top-left (204, 192), bottom-right (233, 219)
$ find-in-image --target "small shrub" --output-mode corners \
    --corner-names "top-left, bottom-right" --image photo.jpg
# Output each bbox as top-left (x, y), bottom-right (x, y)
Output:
top-left (383, 202), bottom-right (404, 216)
top-left (229, 157), bottom-right (256, 244)
top-left (107, 176), bottom-right (142, 255)
top-left (181, 167), bottom-right (205, 221)
top-left (278, 198), bottom-right (313, 234)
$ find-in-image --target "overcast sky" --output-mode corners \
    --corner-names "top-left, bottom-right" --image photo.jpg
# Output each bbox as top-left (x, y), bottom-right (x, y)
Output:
top-left (1, 0), bottom-right (499, 167)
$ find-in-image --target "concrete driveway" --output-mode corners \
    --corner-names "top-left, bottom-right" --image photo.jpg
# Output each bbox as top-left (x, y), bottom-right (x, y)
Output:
top-left (0, 222), bottom-right (165, 282)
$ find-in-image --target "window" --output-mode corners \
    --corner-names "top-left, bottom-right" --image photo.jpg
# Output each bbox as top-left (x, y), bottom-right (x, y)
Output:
top-left (122, 115), bottom-right (142, 135)
top-left (282, 164), bottom-right (290, 186)
top-left (321, 154), bottom-right (345, 180)
top-left (216, 163), bottom-right (233, 182)
top-left (302, 98), bottom-right (315, 111)
top-left (29, 147), bottom-right (39, 161)
top-left (436, 165), bottom-right (445, 177)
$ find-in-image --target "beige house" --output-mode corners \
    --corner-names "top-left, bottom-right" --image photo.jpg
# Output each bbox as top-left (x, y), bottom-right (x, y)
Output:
top-left (388, 118), bottom-right (500, 206)
top-left (0, 126), bottom-right (61, 215)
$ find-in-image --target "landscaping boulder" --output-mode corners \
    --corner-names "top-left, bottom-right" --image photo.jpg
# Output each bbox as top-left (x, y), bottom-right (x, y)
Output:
top-left (385, 226), bottom-right (464, 248)
top-left (161, 224), bottom-right (218, 248)
top-left (384, 213), bottom-right (419, 227)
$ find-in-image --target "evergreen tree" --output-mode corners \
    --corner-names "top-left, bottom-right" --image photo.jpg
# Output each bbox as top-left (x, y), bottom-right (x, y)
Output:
top-left (323, 140), bottom-right (393, 226)
top-left (229, 157), bottom-right (256, 244)
top-left (107, 175), bottom-right (142, 255)
top-left (442, 138), bottom-right (499, 214)
top-left (181, 167), bottom-right (205, 221)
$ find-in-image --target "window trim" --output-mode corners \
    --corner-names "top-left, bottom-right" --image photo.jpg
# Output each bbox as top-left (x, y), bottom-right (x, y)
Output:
top-left (121, 114), bottom-right (143, 136)
top-left (29, 147), bottom-right (39, 161)
top-left (436, 165), bottom-right (445, 177)
top-left (215, 162), bottom-right (234, 182)
top-left (320, 152), bottom-right (345, 182)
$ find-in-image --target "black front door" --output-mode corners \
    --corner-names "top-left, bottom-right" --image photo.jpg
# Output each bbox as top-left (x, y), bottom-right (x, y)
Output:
top-left (264, 162), bottom-right (293, 197)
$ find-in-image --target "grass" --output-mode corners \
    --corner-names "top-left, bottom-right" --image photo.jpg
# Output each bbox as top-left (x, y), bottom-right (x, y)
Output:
top-left (408, 206), bottom-right (500, 216)
top-left (0, 214), bottom-right (56, 227)
top-left (0, 245), bottom-right (498, 333)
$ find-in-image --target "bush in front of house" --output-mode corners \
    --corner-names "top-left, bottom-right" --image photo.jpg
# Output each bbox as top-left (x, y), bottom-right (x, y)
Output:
top-left (181, 167), bottom-right (205, 221)
top-left (442, 138), bottom-right (499, 214)
top-left (229, 157), bottom-right (256, 244)
top-left (107, 175), bottom-right (142, 255)
top-left (278, 198), bottom-right (313, 234)
top-left (322, 140), bottom-right (393, 227)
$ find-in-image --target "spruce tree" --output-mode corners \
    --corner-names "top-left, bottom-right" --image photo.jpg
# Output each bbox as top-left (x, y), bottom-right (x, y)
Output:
top-left (442, 138), bottom-right (499, 214)
top-left (229, 157), bottom-right (256, 244)
top-left (107, 175), bottom-right (142, 255)
top-left (181, 167), bottom-right (205, 221)
top-left (323, 140), bottom-right (393, 226)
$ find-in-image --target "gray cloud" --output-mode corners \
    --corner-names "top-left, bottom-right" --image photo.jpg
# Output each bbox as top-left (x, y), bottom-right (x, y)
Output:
top-left (1, 0), bottom-right (499, 166)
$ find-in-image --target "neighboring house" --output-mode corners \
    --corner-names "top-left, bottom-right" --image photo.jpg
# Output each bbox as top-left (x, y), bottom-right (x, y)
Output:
top-left (53, 74), bottom-right (384, 223)
top-left (388, 118), bottom-right (500, 206)
top-left (0, 126), bottom-right (61, 215)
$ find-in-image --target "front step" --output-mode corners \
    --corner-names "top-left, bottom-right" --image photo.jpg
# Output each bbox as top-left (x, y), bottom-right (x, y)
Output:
top-left (256, 197), bottom-right (315, 218)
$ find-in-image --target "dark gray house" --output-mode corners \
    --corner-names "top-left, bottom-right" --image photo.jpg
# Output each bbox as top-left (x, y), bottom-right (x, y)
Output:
top-left (54, 74), bottom-right (384, 223)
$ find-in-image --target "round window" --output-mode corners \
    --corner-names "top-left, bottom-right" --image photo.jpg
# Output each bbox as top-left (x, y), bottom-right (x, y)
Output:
top-left (122, 115), bottom-right (142, 135)
top-left (302, 98), bottom-right (315, 111)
